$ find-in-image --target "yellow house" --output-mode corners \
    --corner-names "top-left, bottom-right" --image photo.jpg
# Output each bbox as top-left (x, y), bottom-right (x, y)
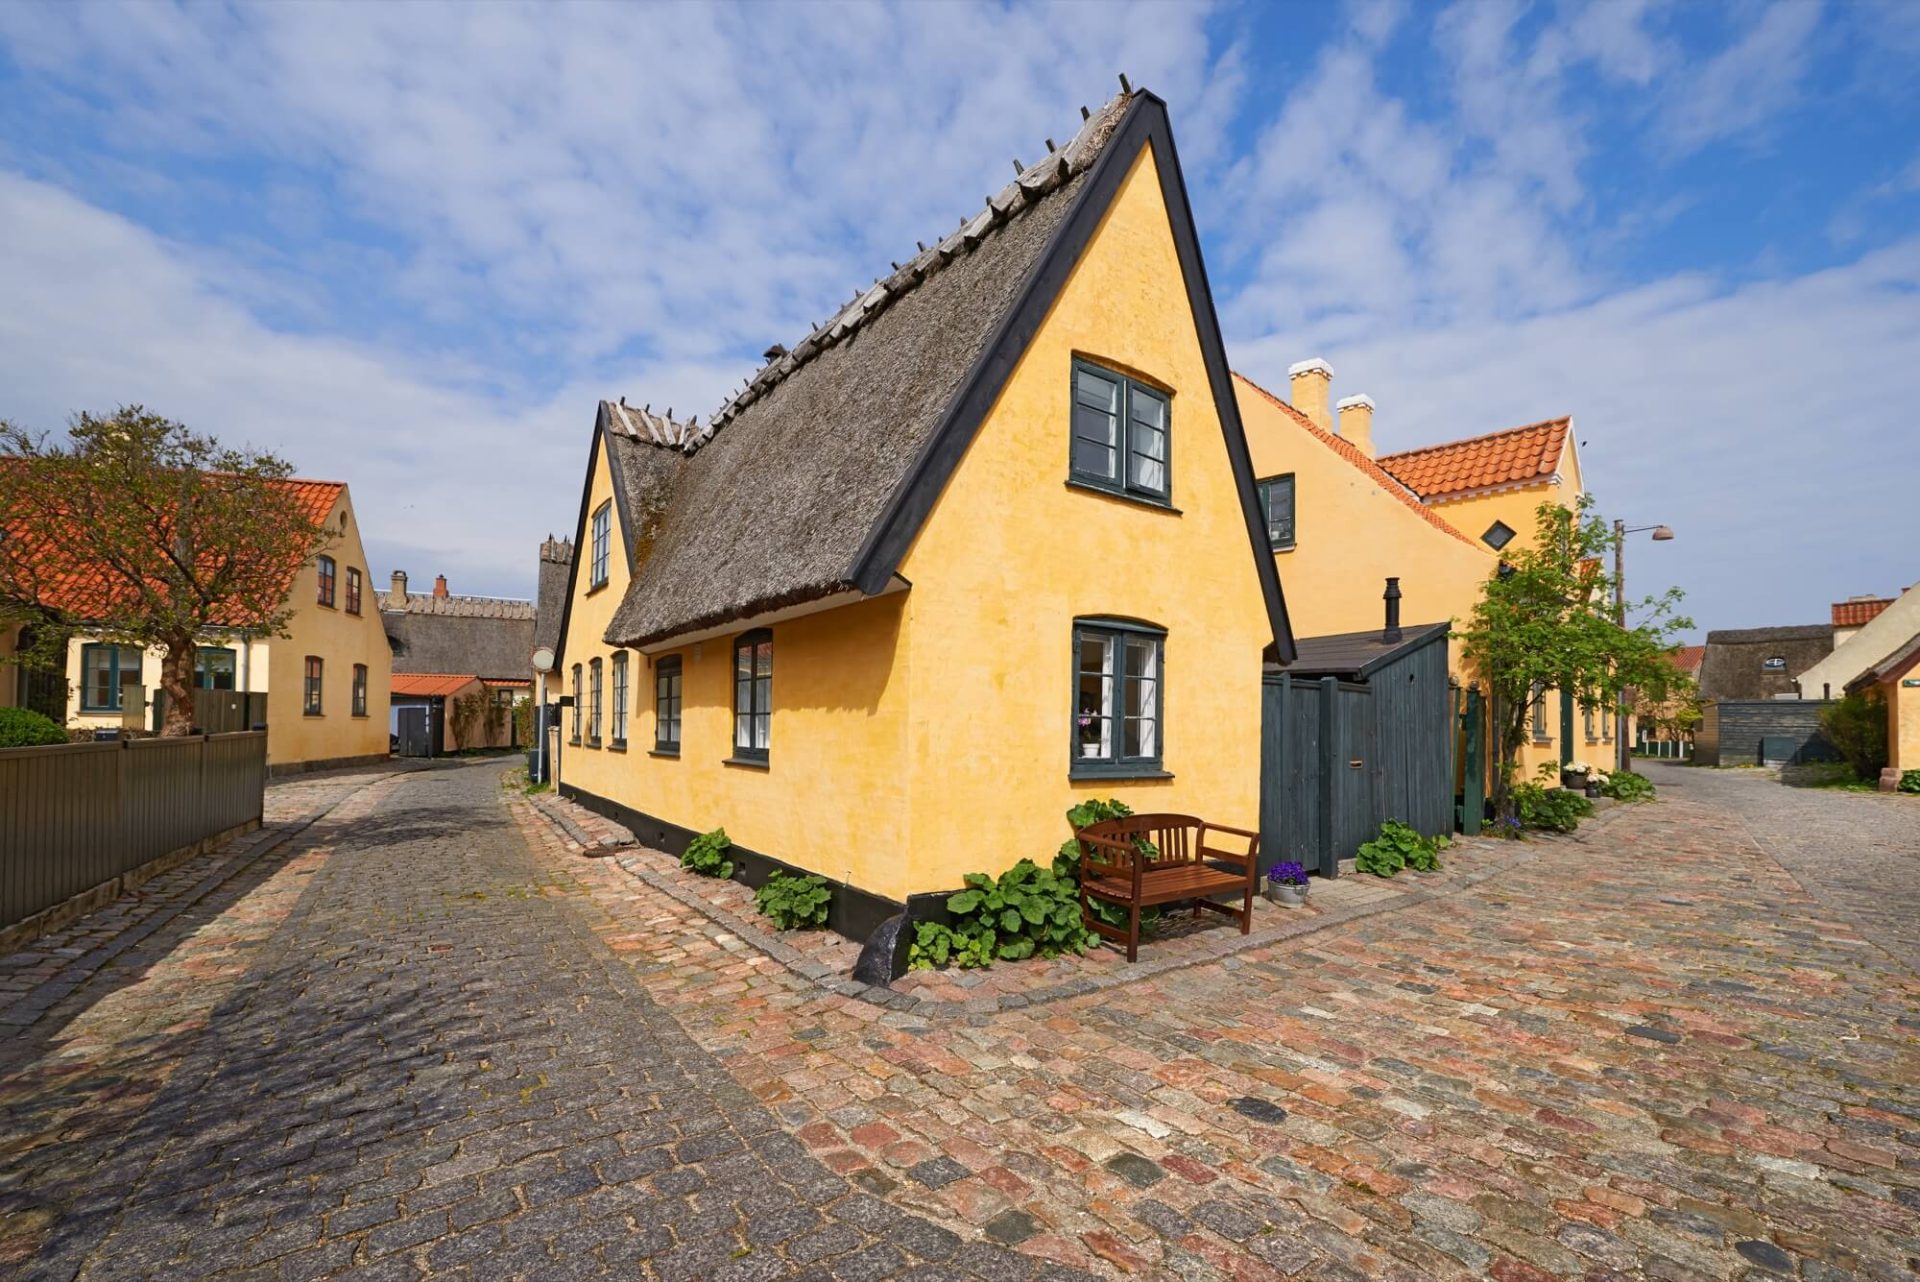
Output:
top-left (552, 88), bottom-right (1293, 940)
top-left (1845, 638), bottom-right (1920, 786)
top-left (2, 480), bottom-right (391, 774)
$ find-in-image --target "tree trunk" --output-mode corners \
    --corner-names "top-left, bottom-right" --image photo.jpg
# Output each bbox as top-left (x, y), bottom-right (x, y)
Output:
top-left (158, 634), bottom-right (198, 735)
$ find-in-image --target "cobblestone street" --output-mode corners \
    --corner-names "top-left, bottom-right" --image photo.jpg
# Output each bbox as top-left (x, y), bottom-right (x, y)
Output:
top-left (2, 760), bottom-right (1916, 1280)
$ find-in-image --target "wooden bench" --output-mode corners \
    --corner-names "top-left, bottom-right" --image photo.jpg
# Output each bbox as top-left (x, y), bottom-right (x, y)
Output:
top-left (1075, 813), bottom-right (1259, 962)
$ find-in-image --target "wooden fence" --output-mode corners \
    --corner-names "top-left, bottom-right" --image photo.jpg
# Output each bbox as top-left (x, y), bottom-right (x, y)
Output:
top-left (0, 731), bottom-right (267, 941)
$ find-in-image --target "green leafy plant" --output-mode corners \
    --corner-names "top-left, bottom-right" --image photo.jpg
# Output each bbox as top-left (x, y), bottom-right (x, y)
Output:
top-left (908, 859), bottom-right (1098, 970)
top-left (1354, 820), bottom-right (1446, 877)
top-left (0, 707), bottom-right (67, 747)
top-left (1512, 783), bottom-right (1593, 832)
top-left (755, 870), bottom-right (831, 930)
top-left (680, 828), bottom-right (733, 879)
top-left (1820, 690), bottom-right (1889, 783)
top-left (1599, 770), bottom-right (1655, 802)
top-left (1053, 798), bottom-right (1161, 933)
top-left (1899, 769), bottom-right (1920, 794)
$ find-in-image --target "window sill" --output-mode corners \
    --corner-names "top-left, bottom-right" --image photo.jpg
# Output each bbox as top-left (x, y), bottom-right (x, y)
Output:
top-left (608, 741), bottom-right (627, 753)
top-left (352, 713), bottom-right (368, 719)
top-left (316, 602), bottom-right (336, 611)
top-left (569, 737), bottom-right (582, 747)
top-left (1271, 542), bottom-right (1297, 554)
top-left (304, 712), bottom-right (324, 719)
top-left (585, 580), bottom-right (609, 596)
top-left (1070, 763), bottom-right (1173, 781)
top-left (586, 737), bottom-right (602, 749)
top-left (722, 755), bottom-right (770, 771)
top-left (1063, 478), bottom-right (1181, 514)
top-left (650, 747), bottom-right (680, 759)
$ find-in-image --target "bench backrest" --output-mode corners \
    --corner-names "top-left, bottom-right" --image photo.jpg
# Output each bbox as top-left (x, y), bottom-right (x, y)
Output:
top-left (1077, 813), bottom-right (1207, 875)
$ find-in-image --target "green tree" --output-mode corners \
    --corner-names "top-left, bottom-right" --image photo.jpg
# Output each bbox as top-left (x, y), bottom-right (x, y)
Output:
top-left (1, 408), bottom-right (336, 736)
top-left (1819, 689), bottom-right (1888, 782)
top-left (1459, 496), bottom-right (1691, 817)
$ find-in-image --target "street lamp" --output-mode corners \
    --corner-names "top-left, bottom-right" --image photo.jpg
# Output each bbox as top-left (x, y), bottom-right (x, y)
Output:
top-left (1614, 520), bottom-right (1676, 771)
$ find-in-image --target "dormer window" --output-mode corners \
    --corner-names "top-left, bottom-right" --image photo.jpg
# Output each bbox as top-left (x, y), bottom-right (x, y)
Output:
top-left (590, 502), bottom-right (611, 589)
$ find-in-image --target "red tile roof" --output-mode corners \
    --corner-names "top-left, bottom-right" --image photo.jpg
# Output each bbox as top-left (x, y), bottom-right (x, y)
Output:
top-left (1377, 417), bottom-right (1570, 501)
top-left (1668, 645), bottom-right (1705, 676)
top-left (1832, 597), bottom-right (1894, 628)
top-left (391, 673), bottom-right (480, 697)
top-left (5, 477), bottom-right (344, 625)
top-left (1233, 374), bottom-right (1485, 549)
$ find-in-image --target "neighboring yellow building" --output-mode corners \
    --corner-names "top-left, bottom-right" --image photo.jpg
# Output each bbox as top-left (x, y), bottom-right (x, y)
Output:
top-left (2, 480), bottom-right (391, 773)
top-left (552, 89), bottom-right (1293, 940)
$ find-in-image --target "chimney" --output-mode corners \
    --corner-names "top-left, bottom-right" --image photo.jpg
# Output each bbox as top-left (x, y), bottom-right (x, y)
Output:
top-left (433, 574), bottom-right (449, 599)
top-left (1382, 577), bottom-right (1403, 643)
top-left (390, 570), bottom-right (407, 606)
top-left (1337, 394), bottom-right (1376, 459)
top-left (1288, 358), bottom-right (1334, 432)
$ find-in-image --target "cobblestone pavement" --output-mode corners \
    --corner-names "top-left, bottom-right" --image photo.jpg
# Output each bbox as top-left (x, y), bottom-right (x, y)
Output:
top-left (522, 777), bottom-right (1920, 1281)
top-left (1639, 762), bottom-right (1920, 973)
top-left (1, 763), bottom-right (1067, 1281)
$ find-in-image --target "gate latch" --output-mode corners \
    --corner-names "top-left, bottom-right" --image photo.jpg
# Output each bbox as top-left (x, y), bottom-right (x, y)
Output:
top-left (1348, 759), bottom-right (1364, 768)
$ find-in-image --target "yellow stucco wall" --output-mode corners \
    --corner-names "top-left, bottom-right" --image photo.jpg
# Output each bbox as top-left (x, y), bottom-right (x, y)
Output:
top-left (265, 488), bottom-right (392, 767)
top-left (1235, 385), bottom-right (1494, 651)
top-left (556, 435), bottom-right (914, 897)
top-left (895, 141), bottom-right (1271, 896)
top-left (1890, 679), bottom-right (1920, 772)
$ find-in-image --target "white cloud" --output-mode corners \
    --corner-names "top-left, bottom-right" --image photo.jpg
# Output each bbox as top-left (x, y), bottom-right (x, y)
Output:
top-left (1656, 1), bottom-right (1824, 153)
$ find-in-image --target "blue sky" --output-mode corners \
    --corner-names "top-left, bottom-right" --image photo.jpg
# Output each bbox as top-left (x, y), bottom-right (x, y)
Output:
top-left (2, 0), bottom-right (1915, 639)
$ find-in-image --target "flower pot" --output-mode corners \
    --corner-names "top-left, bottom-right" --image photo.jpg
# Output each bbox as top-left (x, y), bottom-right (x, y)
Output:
top-left (1584, 782), bottom-right (1601, 798)
top-left (1265, 881), bottom-right (1307, 908)
top-left (1560, 768), bottom-right (1585, 789)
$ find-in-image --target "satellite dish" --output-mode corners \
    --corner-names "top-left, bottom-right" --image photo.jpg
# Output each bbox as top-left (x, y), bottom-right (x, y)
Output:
top-left (532, 646), bottom-right (555, 673)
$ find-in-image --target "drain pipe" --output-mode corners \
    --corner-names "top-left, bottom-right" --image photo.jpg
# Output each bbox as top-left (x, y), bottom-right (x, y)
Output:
top-left (1382, 577), bottom-right (1403, 644)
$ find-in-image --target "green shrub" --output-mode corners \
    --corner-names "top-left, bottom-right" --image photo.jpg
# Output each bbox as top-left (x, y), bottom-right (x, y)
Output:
top-left (1053, 798), bottom-right (1160, 933)
top-left (1513, 783), bottom-right (1593, 832)
top-left (1354, 819), bottom-right (1446, 877)
top-left (908, 859), bottom-right (1098, 970)
top-left (0, 707), bottom-right (67, 747)
top-left (755, 870), bottom-right (831, 930)
top-left (1599, 770), bottom-right (1655, 802)
top-left (680, 828), bottom-right (733, 879)
top-left (1820, 690), bottom-right (1888, 782)
top-left (1899, 770), bottom-right (1920, 794)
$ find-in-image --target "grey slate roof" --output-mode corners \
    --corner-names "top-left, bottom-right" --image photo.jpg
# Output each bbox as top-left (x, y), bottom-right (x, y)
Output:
top-left (533, 538), bottom-right (573, 655)
top-left (599, 93), bottom-right (1131, 649)
top-left (381, 590), bottom-right (536, 681)
top-left (1283, 622), bottom-right (1450, 680)
top-left (1699, 624), bottom-right (1834, 701)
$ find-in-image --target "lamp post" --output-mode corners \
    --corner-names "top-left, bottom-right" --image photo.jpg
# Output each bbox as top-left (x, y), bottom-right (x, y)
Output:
top-left (1614, 519), bottom-right (1675, 772)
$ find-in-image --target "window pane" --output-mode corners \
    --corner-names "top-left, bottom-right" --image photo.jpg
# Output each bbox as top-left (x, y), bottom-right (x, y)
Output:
top-left (754, 641), bottom-right (772, 679)
top-left (735, 713), bottom-right (751, 751)
top-left (1127, 391), bottom-right (1168, 493)
top-left (1071, 403), bottom-right (1117, 479)
top-left (1075, 633), bottom-right (1114, 759)
top-left (735, 644), bottom-right (752, 680)
top-left (1123, 638), bottom-right (1158, 758)
top-left (753, 712), bottom-right (770, 751)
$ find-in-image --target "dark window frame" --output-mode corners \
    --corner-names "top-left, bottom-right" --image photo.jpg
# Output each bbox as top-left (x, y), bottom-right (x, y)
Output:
top-left (654, 654), bottom-right (683, 754)
top-left (80, 642), bottom-right (142, 712)
top-left (194, 645), bottom-right (238, 691)
top-left (351, 663), bottom-right (369, 717)
top-left (316, 555), bottom-right (337, 608)
top-left (1071, 618), bottom-right (1167, 779)
top-left (589, 501), bottom-right (611, 589)
top-left (588, 657), bottom-right (603, 746)
top-left (1481, 520), bottom-right (1516, 551)
top-left (570, 664), bottom-right (583, 743)
top-left (303, 656), bottom-right (324, 716)
top-left (345, 566), bottom-right (363, 615)
top-left (1068, 357), bottom-right (1172, 506)
top-left (1257, 474), bottom-right (1296, 550)
top-left (730, 629), bottom-right (772, 764)
top-left (610, 652), bottom-right (628, 748)
top-left (1530, 683), bottom-right (1550, 743)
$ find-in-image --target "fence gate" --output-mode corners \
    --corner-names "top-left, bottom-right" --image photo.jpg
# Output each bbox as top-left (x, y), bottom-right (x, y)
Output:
top-left (396, 705), bottom-right (434, 757)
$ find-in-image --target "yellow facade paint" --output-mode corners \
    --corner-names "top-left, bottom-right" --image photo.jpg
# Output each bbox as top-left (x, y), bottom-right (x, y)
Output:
top-left (560, 142), bottom-right (1277, 904)
top-left (1888, 678), bottom-right (1920, 772)
top-left (53, 488), bottom-right (390, 767)
top-left (1236, 387), bottom-right (1493, 649)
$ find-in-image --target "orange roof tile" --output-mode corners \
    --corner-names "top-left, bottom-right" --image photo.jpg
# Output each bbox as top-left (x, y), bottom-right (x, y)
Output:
top-left (1377, 417), bottom-right (1570, 501)
top-left (391, 673), bottom-right (480, 697)
top-left (5, 477), bottom-right (344, 625)
top-left (1668, 645), bottom-right (1704, 676)
top-left (1832, 598), bottom-right (1894, 628)
top-left (1232, 373), bottom-right (1486, 550)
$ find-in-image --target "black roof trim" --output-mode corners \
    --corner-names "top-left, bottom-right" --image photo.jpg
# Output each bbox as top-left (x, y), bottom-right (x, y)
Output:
top-left (550, 403), bottom-right (609, 667)
top-left (842, 92), bottom-right (1295, 662)
top-left (1282, 621), bottom-right (1450, 680)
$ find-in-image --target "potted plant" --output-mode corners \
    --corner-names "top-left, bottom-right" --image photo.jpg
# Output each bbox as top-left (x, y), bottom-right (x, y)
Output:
top-left (1584, 768), bottom-right (1608, 798)
top-left (1077, 710), bottom-right (1102, 759)
top-left (1561, 761), bottom-right (1590, 790)
top-left (1265, 860), bottom-right (1309, 907)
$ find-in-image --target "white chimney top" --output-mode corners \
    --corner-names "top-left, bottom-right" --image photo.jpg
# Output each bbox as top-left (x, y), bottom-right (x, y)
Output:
top-left (1287, 357), bottom-right (1334, 379)
top-left (1335, 394), bottom-right (1375, 411)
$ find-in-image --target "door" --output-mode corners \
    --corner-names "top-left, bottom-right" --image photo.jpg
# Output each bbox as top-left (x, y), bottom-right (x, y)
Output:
top-left (396, 705), bottom-right (433, 757)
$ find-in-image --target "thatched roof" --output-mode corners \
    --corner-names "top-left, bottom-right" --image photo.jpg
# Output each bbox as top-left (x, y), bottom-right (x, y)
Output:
top-left (600, 98), bottom-right (1126, 649)
top-left (533, 537), bottom-right (572, 655)
top-left (1699, 624), bottom-right (1834, 701)
top-left (382, 587), bottom-right (536, 681)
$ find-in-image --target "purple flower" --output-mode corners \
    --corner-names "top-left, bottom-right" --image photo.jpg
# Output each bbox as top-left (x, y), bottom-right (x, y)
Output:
top-left (1265, 860), bottom-right (1307, 886)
